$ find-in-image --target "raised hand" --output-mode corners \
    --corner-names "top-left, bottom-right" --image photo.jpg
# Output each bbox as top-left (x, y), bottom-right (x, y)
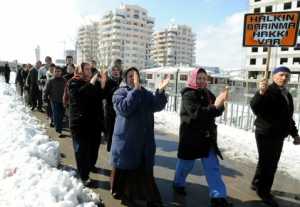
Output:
top-left (159, 74), bottom-right (170, 92)
top-left (99, 70), bottom-right (108, 89)
top-left (133, 71), bottom-right (141, 90)
top-left (214, 91), bottom-right (226, 109)
top-left (259, 79), bottom-right (268, 95)
top-left (90, 73), bottom-right (98, 85)
top-left (224, 86), bottom-right (230, 101)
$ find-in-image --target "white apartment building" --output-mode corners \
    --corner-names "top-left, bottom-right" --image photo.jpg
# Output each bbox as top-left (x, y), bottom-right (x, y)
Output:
top-left (247, 0), bottom-right (300, 83)
top-left (76, 22), bottom-right (99, 64)
top-left (151, 24), bottom-right (196, 67)
top-left (98, 4), bottom-right (154, 69)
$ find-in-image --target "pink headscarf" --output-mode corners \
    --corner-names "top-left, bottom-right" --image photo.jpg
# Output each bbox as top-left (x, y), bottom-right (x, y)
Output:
top-left (187, 68), bottom-right (207, 89)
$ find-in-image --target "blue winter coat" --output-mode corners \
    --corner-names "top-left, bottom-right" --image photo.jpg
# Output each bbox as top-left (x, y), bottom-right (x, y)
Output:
top-left (111, 85), bottom-right (168, 170)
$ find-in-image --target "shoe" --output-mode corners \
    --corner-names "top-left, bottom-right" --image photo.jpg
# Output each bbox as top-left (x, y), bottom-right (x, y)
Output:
top-left (31, 106), bottom-right (36, 111)
top-left (250, 183), bottom-right (257, 191)
top-left (146, 201), bottom-right (164, 207)
top-left (38, 108), bottom-right (44, 112)
top-left (82, 178), bottom-right (92, 187)
top-left (90, 166), bottom-right (98, 173)
top-left (95, 198), bottom-right (105, 207)
top-left (172, 183), bottom-right (186, 196)
top-left (58, 133), bottom-right (64, 138)
top-left (121, 196), bottom-right (137, 206)
top-left (210, 198), bottom-right (233, 207)
top-left (111, 191), bottom-right (122, 200)
top-left (257, 193), bottom-right (278, 207)
top-left (251, 179), bottom-right (258, 191)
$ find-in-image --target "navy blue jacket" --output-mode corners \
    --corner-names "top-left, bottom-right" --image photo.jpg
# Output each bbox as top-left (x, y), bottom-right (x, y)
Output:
top-left (110, 85), bottom-right (167, 170)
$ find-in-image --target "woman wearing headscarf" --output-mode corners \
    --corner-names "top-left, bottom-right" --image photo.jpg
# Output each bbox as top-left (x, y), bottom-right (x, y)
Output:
top-left (111, 67), bottom-right (169, 207)
top-left (173, 68), bottom-right (232, 207)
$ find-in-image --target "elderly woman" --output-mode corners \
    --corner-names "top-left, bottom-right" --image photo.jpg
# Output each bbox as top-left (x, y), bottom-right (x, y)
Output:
top-left (173, 68), bottom-right (232, 207)
top-left (111, 67), bottom-right (169, 207)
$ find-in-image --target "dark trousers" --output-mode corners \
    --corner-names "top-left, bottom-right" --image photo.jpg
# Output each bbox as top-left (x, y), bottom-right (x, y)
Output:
top-left (71, 127), bottom-right (100, 180)
top-left (30, 88), bottom-right (38, 109)
top-left (90, 131), bottom-right (101, 168)
top-left (37, 89), bottom-right (43, 109)
top-left (105, 116), bottom-right (115, 152)
top-left (72, 128), bottom-right (92, 181)
top-left (17, 84), bottom-right (24, 96)
top-left (252, 133), bottom-right (284, 196)
top-left (51, 101), bottom-right (64, 133)
top-left (46, 99), bottom-right (53, 123)
top-left (4, 74), bottom-right (10, 83)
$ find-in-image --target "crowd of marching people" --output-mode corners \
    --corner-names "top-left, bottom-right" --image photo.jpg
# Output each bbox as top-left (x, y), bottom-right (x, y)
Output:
top-left (2, 56), bottom-right (300, 207)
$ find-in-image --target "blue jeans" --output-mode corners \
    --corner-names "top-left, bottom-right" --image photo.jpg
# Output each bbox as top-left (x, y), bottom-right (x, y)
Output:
top-left (51, 101), bottom-right (64, 133)
top-left (174, 150), bottom-right (227, 198)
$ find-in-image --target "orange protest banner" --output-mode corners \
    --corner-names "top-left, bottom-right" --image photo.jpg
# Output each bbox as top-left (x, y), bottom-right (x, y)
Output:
top-left (243, 11), bottom-right (300, 47)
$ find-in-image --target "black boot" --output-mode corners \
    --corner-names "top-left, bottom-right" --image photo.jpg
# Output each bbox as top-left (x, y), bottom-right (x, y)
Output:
top-left (257, 193), bottom-right (278, 207)
top-left (172, 183), bottom-right (187, 196)
top-left (146, 201), bottom-right (164, 207)
top-left (210, 198), bottom-right (233, 207)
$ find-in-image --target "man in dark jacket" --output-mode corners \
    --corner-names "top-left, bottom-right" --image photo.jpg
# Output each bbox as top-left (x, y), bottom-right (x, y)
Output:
top-left (26, 61), bottom-right (42, 111)
top-left (4, 63), bottom-right (10, 84)
top-left (250, 66), bottom-right (300, 207)
top-left (43, 66), bottom-right (66, 137)
top-left (62, 56), bottom-right (74, 76)
top-left (68, 62), bottom-right (106, 185)
top-left (15, 65), bottom-right (26, 96)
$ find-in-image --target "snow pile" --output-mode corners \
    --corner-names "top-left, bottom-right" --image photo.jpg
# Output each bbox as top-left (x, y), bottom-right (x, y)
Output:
top-left (0, 79), bottom-right (99, 207)
top-left (154, 111), bottom-right (300, 180)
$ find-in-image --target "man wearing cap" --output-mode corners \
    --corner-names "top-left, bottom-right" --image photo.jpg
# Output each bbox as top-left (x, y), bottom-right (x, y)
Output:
top-left (250, 66), bottom-right (300, 207)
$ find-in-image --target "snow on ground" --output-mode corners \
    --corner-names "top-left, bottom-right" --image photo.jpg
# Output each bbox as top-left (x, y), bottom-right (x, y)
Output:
top-left (154, 111), bottom-right (300, 181)
top-left (0, 75), bottom-right (99, 207)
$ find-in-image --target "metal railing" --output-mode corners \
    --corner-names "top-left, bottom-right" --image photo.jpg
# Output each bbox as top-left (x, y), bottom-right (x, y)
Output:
top-left (164, 94), bottom-right (300, 132)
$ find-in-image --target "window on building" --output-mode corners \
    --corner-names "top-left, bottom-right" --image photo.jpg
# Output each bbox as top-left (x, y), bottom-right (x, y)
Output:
top-left (147, 74), bottom-right (153, 79)
top-left (298, 0), bottom-right (300, 8)
top-left (281, 47), bottom-right (288, 51)
top-left (254, 7), bottom-right (261, 13)
top-left (250, 58), bottom-right (256, 65)
top-left (284, 2), bottom-right (292, 10)
top-left (293, 57), bottom-right (300, 64)
top-left (280, 58), bottom-right (288, 64)
top-left (252, 47), bottom-right (258, 52)
top-left (180, 74), bottom-right (188, 81)
top-left (265, 6), bottom-right (273, 12)
top-left (262, 58), bottom-right (267, 65)
top-left (254, 0), bottom-right (261, 2)
top-left (263, 47), bottom-right (268, 52)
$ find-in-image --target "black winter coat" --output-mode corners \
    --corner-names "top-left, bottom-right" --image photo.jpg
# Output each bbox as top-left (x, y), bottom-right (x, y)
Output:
top-left (68, 78), bottom-right (105, 131)
top-left (250, 83), bottom-right (298, 139)
top-left (103, 78), bottom-right (121, 151)
top-left (178, 87), bottom-right (224, 160)
top-left (26, 68), bottom-right (39, 94)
